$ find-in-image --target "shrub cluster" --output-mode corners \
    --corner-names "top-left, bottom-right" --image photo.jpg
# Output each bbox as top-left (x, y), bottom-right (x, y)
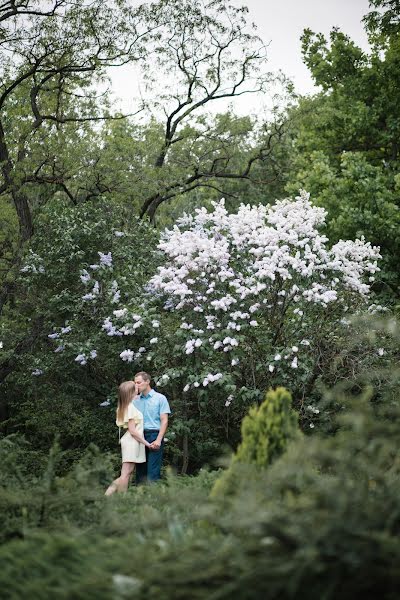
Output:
top-left (1, 380), bottom-right (400, 598)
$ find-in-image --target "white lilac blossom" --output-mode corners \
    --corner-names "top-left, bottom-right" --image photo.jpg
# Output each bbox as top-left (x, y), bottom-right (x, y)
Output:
top-left (202, 372), bottom-right (223, 386)
top-left (150, 337), bottom-right (158, 344)
top-left (101, 311), bottom-right (143, 337)
top-left (114, 231), bottom-right (125, 237)
top-left (99, 252), bottom-right (113, 268)
top-left (80, 269), bottom-right (91, 284)
top-left (82, 281), bottom-right (100, 301)
top-left (32, 368), bottom-right (44, 376)
top-left (225, 394), bottom-right (233, 407)
top-left (147, 192), bottom-right (380, 368)
top-left (102, 317), bottom-right (121, 336)
top-left (111, 290), bottom-right (121, 304)
top-left (61, 326), bottom-right (72, 334)
top-left (150, 194), bottom-right (380, 306)
top-left (222, 337), bottom-right (238, 347)
top-left (120, 349), bottom-right (134, 362)
top-left (48, 332), bottom-right (60, 339)
top-left (75, 349), bottom-right (96, 362)
top-left (75, 354), bottom-right (87, 365)
top-left (20, 251), bottom-right (45, 274)
top-left (368, 303), bottom-right (388, 314)
top-left (378, 348), bottom-right (385, 356)
top-left (120, 325), bottom-right (135, 335)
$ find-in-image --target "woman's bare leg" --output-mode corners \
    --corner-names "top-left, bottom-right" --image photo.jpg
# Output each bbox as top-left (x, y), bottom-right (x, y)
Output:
top-left (105, 462), bottom-right (135, 495)
top-left (118, 462), bottom-right (135, 492)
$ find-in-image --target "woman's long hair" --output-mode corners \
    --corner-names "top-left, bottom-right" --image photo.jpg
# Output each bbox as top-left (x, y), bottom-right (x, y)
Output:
top-left (117, 381), bottom-right (136, 423)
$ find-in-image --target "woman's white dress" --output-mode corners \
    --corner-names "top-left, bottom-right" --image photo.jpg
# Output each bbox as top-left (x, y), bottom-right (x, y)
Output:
top-left (116, 403), bottom-right (146, 463)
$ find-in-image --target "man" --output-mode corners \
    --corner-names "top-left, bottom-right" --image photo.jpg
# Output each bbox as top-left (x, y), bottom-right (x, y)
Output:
top-left (133, 371), bottom-right (171, 483)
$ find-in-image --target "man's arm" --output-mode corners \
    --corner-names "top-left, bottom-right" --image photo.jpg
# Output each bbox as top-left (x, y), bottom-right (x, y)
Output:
top-left (151, 413), bottom-right (168, 450)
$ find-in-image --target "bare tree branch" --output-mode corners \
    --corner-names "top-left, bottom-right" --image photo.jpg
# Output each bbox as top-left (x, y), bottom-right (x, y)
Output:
top-left (0, 1), bottom-right (67, 24)
top-left (141, 118), bottom-right (286, 219)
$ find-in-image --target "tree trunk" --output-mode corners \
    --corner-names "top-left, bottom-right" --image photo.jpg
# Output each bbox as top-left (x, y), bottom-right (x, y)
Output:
top-left (0, 120), bottom-right (34, 241)
top-left (181, 433), bottom-right (189, 474)
top-left (12, 188), bottom-right (34, 241)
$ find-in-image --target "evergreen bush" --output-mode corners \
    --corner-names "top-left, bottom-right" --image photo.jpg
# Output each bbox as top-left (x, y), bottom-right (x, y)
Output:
top-left (211, 387), bottom-right (300, 498)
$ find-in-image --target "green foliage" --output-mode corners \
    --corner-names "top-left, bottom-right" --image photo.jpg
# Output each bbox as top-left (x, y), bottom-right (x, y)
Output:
top-left (0, 436), bottom-right (115, 544)
top-left (235, 387), bottom-right (300, 467)
top-left (283, 11), bottom-right (400, 301)
top-left (1, 198), bottom-right (160, 463)
top-left (211, 387), bottom-right (300, 499)
top-left (1, 370), bottom-right (400, 597)
top-left (0, 0), bottom-right (288, 244)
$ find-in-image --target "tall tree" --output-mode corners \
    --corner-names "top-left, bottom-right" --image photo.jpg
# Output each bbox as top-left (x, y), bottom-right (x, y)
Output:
top-left (135, 0), bottom-right (289, 220)
top-left (284, 0), bottom-right (400, 299)
top-left (0, 0), bottom-right (150, 242)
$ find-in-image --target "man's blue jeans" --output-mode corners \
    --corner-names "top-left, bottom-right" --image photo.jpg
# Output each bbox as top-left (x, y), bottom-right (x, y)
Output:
top-left (136, 430), bottom-right (164, 484)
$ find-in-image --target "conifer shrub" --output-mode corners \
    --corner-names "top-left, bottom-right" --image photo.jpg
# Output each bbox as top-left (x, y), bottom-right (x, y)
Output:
top-left (211, 387), bottom-right (300, 498)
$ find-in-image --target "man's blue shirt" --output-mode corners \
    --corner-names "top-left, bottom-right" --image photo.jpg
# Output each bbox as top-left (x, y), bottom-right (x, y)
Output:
top-left (133, 389), bottom-right (171, 431)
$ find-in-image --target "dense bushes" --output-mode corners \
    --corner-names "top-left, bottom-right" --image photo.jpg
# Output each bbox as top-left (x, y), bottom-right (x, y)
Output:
top-left (1, 198), bottom-right (160, 467)
top-left (1, 369), bottom-right (400, 598)
top-left (211, 387), bottom-right (300, 498)
top-left (2, 191), bottom-right (389, 475)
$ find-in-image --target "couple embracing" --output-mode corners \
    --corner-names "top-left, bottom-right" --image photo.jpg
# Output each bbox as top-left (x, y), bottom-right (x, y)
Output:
top-left (105, 371), bottom-right (171, 495)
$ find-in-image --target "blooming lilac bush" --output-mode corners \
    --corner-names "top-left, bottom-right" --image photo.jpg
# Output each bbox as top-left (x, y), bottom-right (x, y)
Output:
top-left (40, 221), bottom-right (159, 383)
top-left (3, 199), bottom-right (160, 462)
top-left (84, 192), bottom-right (384, 465)
top-left (7, 192), bottom-right (387, 470)
top-left (140, 191), bottom-right (381, 435)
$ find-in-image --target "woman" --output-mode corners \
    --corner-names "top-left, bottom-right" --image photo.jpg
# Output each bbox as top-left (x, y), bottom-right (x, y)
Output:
top-left (105, 380), bottom-right (150, 495)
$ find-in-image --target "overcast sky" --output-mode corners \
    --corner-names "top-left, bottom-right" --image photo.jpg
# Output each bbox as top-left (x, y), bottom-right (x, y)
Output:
top-left (108, 0), bottom-right (371, 115)
top-left (245, 0), bottom-right (371, 94)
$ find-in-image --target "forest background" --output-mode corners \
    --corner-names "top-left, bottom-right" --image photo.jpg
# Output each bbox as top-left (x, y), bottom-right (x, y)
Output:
top-left (1, 1), bottom-right (400, 598)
